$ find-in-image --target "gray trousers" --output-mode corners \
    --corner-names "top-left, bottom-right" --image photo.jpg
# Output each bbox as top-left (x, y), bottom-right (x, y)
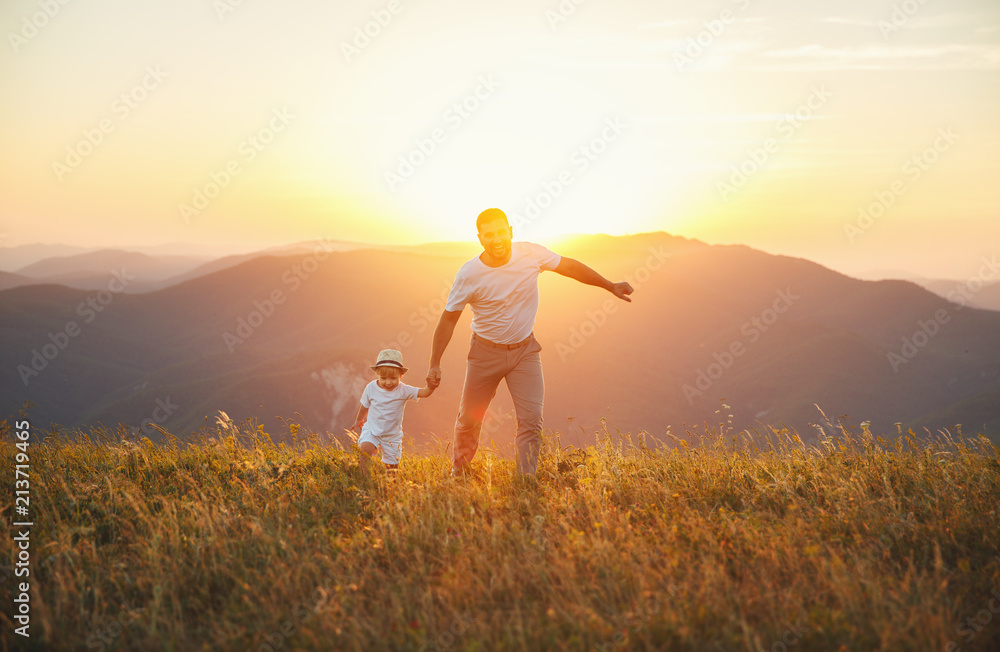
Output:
top-left (453, 333), bottom-right (544, 475)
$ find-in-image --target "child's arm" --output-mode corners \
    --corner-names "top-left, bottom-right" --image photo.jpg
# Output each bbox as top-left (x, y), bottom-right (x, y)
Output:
top-left (350, 403), bottom-right (368, 432)
top-left (416, 384), bottom-right (436, 399)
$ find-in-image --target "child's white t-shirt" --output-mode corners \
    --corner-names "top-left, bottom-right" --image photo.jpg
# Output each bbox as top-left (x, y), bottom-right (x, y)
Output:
top-left (360, 380), bottom-right (420, 437)
top-left (445, 241), bottom-right (561, 345)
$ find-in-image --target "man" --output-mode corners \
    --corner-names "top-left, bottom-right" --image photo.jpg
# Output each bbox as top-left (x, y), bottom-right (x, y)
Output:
top-left (426, 208), bottom-right (634, 476)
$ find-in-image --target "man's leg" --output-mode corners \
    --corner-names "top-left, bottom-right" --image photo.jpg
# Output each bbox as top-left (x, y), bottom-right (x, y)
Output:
top-left (453, 337), bottom-right (504, 473)
top-left (505, 335), bottom-right (544, 475)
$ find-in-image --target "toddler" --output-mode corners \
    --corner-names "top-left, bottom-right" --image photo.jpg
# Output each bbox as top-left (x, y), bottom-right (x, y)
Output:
top-left (350, 349), bottom-right (437, 475)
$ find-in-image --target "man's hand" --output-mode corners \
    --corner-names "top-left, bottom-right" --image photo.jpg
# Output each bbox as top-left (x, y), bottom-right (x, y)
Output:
top-left (426, 366), bottom-right (442, 389)
top-left (611, 281), bottom-right (634, 302)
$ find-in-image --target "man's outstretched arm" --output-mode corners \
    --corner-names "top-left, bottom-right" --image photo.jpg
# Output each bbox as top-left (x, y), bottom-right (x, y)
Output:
top-left (427, 309), bottom-right (463, 386)
top-left (553, 256), bottom-right (634, 302)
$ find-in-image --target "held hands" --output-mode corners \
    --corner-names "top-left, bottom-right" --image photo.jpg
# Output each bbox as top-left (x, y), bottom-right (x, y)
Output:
top-left (426, 366), bottom-right (442, 390)
top-left (611, 281), bottom-right (634, 302)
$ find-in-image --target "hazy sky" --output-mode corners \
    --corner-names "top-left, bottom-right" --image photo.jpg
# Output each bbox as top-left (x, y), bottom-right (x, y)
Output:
top-left (1, 0), bottom-right (998, 279)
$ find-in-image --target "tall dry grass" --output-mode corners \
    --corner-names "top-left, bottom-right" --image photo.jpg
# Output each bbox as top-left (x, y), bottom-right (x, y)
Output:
top-left (1, 411), bottom-right (998, 651)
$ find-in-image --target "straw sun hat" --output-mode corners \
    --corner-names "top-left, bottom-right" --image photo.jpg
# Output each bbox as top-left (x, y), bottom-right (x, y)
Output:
top-left (369, 349), bottom-right (408, 374)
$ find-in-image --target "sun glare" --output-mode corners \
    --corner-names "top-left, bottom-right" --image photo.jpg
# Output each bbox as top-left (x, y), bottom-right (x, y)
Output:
top-left (358, 59), bottom-right (691, 243)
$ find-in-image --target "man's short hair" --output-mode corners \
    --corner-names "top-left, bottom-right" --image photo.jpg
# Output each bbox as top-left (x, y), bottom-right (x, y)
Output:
top-left (476, 208), bottom-right (509, 232)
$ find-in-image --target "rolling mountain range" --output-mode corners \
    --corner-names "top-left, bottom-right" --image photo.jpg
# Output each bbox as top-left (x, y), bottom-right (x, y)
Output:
top-left (10, 249), bottom-right (210, 293)
top-left (918, 278), bottom-right (1000, 312)
top-left (2, 233), bottom-right (998, 451)
top-left (0, 242), bottom-right (353, 293)
top-left (855, 269), bottom-right (1000, 312)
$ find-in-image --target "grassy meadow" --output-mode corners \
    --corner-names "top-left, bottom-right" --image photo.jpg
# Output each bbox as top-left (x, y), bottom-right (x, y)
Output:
top-left (2, 413), bottom-right (999, 651)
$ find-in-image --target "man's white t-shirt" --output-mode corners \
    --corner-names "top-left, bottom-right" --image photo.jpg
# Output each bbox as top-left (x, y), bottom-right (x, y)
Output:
top-left (445, 241), bottom-right (561, 345)
top-left (360, 380), bottom-right (420, 438)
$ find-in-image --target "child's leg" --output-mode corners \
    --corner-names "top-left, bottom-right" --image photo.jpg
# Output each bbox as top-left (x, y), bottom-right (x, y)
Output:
top-left (359, 441), bottom-right (379, 477)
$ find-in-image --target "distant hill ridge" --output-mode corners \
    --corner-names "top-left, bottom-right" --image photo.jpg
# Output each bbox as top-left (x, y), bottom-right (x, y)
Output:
top-left (1, 232), bottom-right (998, 447)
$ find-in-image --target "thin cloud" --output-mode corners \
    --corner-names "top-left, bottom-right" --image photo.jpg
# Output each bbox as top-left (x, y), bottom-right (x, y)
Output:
top-left (818, 16), bottom-right (874, 27)
top-left (519, 40), bottom-right (1000, 72)
top-left (639, 19), bottom-right (697, 30)
top-left (757, 43), bottom-right (1000, 70)
top-left (640, 16), bottom-right (762, 29)
top-left (895, 11), bottom-right (997, 29)
top-left (634, 114), bottom-right (828, 124)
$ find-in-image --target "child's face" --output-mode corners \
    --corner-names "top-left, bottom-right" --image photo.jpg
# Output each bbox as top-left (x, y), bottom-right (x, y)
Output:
top-left (376, 367), bottom-right (401, 390)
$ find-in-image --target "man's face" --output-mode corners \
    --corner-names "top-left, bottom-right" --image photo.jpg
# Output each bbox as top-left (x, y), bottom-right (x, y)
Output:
top-left (477, 217), bottom-right (513, 262)
top-left (376, 367), bottom-right (401, 390)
